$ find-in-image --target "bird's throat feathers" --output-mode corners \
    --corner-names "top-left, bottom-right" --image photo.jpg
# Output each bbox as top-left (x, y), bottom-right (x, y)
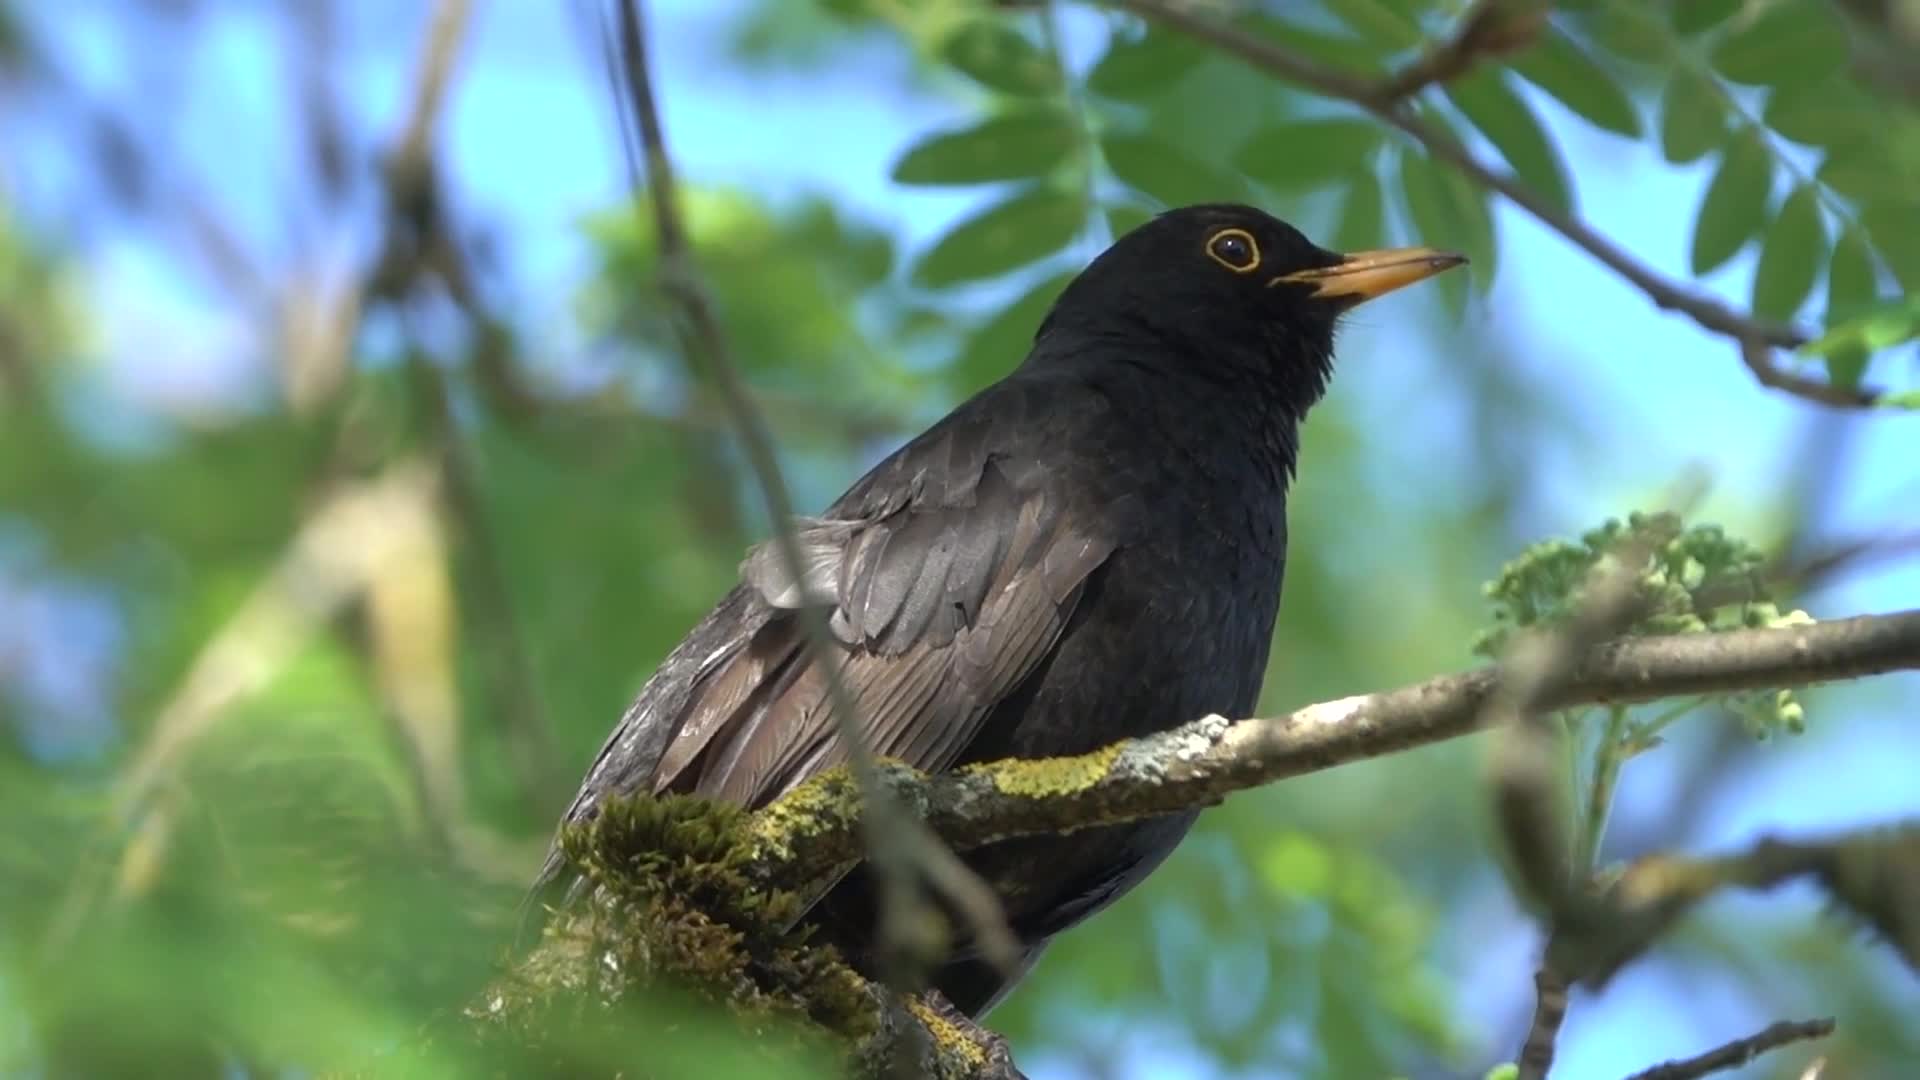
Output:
top-left (1023, 319), bottom-right (1325, 490)
top-left (1031, 293), bottom-right (1339, 419)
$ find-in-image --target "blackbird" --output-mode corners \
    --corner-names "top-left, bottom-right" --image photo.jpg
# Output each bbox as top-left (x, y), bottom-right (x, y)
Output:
top-left (532, 203), bottom-right (1463, 1017)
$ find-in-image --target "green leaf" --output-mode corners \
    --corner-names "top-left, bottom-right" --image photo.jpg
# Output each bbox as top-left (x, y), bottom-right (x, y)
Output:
top-left (1450, 172), bottom-right (1499, 290)
top-left (1802, 296), bottom-right (1920, 360)
top-left (1816, 145), bottom-right (1916, 204)
top-left (952, 271), bottom-right (1074, 394)
top-left (1710, 2), bottom-right (1848, 89)
top-left (1589, 3), bottom-right (1669, 64)
top-left (1396, 149), bottom-right (1474, 310)
top-left (911, 187), bottom-right (1083, 287)
top-left (1101, 132), bottom-right (1247, 208)
top-left (1824, 338), bottom-right (1870, 391)
top-left (1325, 0), bottom-right (1424, 51)
top-left (1750, 184), bottom-right (1825, 320)
top-left (1690, 131), bottom-right (1773, 275)
top-left (1334, 168), bottom-right (1385, 253)
top-left (1762, 78), bottom-right (1880, 150)
top-left (1445, 71), bottom-right (1574, 213)
top-left (1672, 0), bottom-right (1742, 34)
top-left (1086, 26), bottom-right (1209, 100)
top-left (1825, 226), bottom-right (1880, 321)
top-left (1659, 68), bottom-right (1726, 164)
top-left (939, 21), bottom-right (1056, 96)
top-left (1249, 15), bottom-right (1385, 75)
top-left (1233, 119), bottom-right (1382, 193)
top-left (1880, 390), bottom-right (1920, 410)
top-left (1860, 201), bottom-right (1920, 290)
top-left (1510, 32), bottom-right (1641, 138)
top-left (891, 108), bottom-right (1077, 186)
top-left (1106, 203), bottom-right (1155, 241)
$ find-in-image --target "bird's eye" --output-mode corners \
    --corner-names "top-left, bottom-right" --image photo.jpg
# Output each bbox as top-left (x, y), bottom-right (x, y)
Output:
top-left (1205, 228), bottom-right (1261, 273)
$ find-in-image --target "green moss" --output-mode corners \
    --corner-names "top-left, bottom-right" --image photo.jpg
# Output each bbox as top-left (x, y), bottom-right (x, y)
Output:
top-left (748, 765), bottom-right (864, 871)
top-left (551, 791), bottom-right (880, 1046)
top-left (905, 996), bottom-right (987, 1072)
top-left (959, 742), bottom-right (1122, 798)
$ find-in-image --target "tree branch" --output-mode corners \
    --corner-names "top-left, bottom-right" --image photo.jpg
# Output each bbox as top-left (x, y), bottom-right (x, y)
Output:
top-left (1553, 821), bottom-right (1920, 985)
top-left (1620, 1017), bottom-right (1833, 1080)
top-left (1105, 0), bottom-right (1884, 409)
top-left (739, 609), bottom-right (1920, 889)
top-left (1371, 0), bottom-right (1547, 102)
top-left (506, 609), bottom-right (1919, 1076)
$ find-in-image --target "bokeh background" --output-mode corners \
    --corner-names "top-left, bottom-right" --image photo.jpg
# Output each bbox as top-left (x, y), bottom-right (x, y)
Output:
top-left (3, 1), bottom-right (1919, 1077)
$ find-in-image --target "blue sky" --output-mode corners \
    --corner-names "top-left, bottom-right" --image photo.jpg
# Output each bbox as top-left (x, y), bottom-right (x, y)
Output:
top-left (7, 2), bottom-right (1919, 1077)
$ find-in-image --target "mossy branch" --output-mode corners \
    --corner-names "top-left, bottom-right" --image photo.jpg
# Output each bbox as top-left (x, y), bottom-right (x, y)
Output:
top-left (746, 610), bottom-right (1920, 895)
top-left (481, 609), bottom-right (1920, 1078)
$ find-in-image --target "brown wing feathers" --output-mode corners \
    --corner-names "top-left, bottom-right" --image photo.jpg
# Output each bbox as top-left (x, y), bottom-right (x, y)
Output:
top-left (644, 457), bottom-right (1110, 811)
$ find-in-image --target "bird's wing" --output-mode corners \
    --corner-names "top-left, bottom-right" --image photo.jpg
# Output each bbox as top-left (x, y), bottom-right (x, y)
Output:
top-left (676, 456), bottom-right (1109, 805)
top-left (534, 403), bottom-right (1114, 893)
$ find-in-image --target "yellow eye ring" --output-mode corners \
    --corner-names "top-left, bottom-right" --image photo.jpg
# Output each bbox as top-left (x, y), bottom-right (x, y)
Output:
top-left (1205, 228), bottom-right (1261, 273)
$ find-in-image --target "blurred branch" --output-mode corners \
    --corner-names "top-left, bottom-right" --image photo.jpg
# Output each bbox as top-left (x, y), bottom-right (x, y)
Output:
top-left (345, 0), bottom-right (573, 812)
top-left (1619, 1018), bottom-right (1834, 1080)
top-left (60, 463), bottom-right (454, 955)
top-left (1372, 0), bottom-right (1546, 102)
top-left (1831, 0), bottom-right (1920, 103)
top-left (601, 0), bottom-right (1018, 1025)
top-left (392, 0), bottom-right (473, 180)
top-left (1787, 530), bottom-right (1920, 590)
top-left (1515, 966), bottom-right (1569, 1080)
top-left (1106, 0), bottom-right (1885, 409)
top-left (1556, 822), bottom-right (1920, 985)
top-left (111, 462), bottom-right (445, 826)
top-left (300, 0), bottom-right (475, 412)
top-left (1489, 509), bottom-right (1690, 1080)
top-left (410, 347), bottom-right (570, 811)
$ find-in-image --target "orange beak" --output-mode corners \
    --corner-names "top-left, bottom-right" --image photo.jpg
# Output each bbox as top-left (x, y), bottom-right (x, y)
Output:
top-left (1270, 246), bottom-right (1467, 304)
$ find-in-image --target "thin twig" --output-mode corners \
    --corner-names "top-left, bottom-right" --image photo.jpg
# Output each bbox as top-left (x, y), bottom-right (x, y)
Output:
top-left (1490, 489), bottom-right (1704, 914)
top-left (1485, 488), bottom-right (1705, 1079)
top-left (1106, 0), bottom-right (1882, 408)
top-left (1516, 965), bottom-right (1570, 1080)
top-left (1372, 0), bottom-right (1547, 102)
top-left (1620, 1018), bottom-right (1835, 1080)
top-left (1575, 705), bottom-right (1630, 875)
top-left (600, 0), bottom-right (1019, 1009)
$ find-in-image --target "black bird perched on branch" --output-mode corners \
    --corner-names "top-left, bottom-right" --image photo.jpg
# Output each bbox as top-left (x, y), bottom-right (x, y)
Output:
top-left (533, 203), bottom-right (1463, 1017)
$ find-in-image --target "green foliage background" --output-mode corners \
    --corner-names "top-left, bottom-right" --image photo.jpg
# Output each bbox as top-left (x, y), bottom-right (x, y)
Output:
top-left (2, 1), bottom-right (1918, 1077)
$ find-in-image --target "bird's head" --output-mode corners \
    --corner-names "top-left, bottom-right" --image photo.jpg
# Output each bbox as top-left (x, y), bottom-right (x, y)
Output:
top-left (1036, 203), bottom-right (1465, 412)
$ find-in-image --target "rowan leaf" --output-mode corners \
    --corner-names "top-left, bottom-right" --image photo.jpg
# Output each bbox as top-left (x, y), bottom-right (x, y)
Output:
top-left (1334, 167), bottom-right (1386, 253)
top-left (1397, 149), bottom-right (1474, 310)
top-left (1711, 2), bottom-right (1848, 89)
top-left (1233, 119), bottom-right (1382, 193)
top-left (1087, 27), bottom-right (1209, 100)
top-left (892, 108), bottom-right (1077, 186)
top-left (912, 186), bottom-right (1083, 286)
top-left (1690, 131), bottom-right (1773, 275)
top-left (1102, 132), bottom-right (1248, 208)
top-left (1445, 71), bottom-right (1574, 213)
top-left (1750, 184), bottom-right (1825, 320)
top-left (939, 21), bottom-right (1055, 96)
top-left (1660, 68), bottom-right (1726, 164)
top-left (1819, 227), bottom-right (1881, 388)
top-left (1510, 31), bottom-right (1641, 138)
